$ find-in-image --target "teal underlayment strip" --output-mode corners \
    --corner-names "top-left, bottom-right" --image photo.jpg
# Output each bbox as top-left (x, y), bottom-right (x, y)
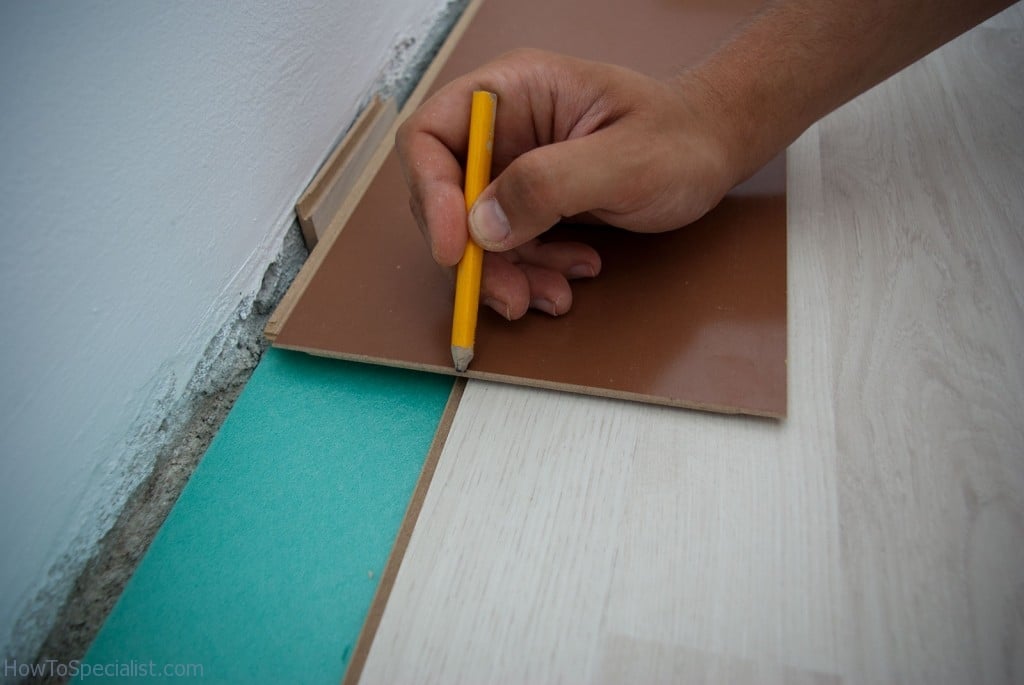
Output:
top-left (79, 348), bottom-right (453, 684)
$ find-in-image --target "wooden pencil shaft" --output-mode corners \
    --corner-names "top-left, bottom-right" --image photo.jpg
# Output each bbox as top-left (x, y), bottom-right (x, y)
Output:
top-left (451, 91), bottom-right (497, 359)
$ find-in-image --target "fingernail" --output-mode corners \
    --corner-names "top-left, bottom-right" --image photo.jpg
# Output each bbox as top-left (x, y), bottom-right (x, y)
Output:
top-left (469, 198), bottom-right (511, 246)
top-left (567, 263), bottom-right (596, 279)
top-left (530, 298), bottom-right (558, 316)
top-left (484, 297), bottom-right (512, 321)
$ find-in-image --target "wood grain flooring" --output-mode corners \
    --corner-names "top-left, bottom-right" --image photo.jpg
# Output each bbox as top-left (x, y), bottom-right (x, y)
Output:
top-left (358, 6), bottom-right (1024, 684)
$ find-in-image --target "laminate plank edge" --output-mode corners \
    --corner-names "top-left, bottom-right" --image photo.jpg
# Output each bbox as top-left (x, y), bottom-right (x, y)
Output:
top-left (296, 96), bottom-right (397, 250)
top-left (342, 378), bottom-right (466, 685)
top-left (265, 0), bottom-right (487, 342)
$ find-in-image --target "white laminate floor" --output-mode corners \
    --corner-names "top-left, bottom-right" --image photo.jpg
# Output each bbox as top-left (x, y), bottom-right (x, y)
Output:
top-left (360, 7), bottom-right (1024, 684)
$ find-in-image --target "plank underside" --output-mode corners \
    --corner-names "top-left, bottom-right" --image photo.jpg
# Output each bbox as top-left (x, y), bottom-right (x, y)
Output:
top-left (272, 0), bottom-right (788, 418)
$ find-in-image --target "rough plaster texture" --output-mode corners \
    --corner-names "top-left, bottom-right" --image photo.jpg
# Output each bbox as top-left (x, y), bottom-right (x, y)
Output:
top-left (0, 0), bottom-right (466, 673)
top-left (29, 224), bottom-right (308, 685)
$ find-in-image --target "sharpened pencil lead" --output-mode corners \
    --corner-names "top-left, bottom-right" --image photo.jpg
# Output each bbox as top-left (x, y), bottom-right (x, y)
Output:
top-left (452, 345), bottom-right (474, 373)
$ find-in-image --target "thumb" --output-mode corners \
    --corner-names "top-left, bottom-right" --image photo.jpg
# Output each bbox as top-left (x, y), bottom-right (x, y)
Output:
top-left (468, 130), bottom-right (624, 251)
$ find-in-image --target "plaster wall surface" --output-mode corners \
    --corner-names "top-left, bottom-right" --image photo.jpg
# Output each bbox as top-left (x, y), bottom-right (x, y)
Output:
top-left (0, 0), bottom-right (456, 665)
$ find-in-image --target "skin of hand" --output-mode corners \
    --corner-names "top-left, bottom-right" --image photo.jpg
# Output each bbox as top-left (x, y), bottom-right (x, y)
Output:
top-left (397, 0), bottom-right (1014, 319)
top-left (396, 48), bottom-right (742, 320)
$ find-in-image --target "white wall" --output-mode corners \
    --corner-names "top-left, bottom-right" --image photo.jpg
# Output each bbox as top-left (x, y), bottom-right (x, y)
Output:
top-left (0, 0), bottom-right (453, 664)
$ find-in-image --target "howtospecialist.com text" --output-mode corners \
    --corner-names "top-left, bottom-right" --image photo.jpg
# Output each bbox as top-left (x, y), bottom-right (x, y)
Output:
top-left (5, 658), bottom-right (204, 680)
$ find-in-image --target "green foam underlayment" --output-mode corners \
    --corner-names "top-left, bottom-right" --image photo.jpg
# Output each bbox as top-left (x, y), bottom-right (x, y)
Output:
top-left (79, 348), bottom-right (453, 684)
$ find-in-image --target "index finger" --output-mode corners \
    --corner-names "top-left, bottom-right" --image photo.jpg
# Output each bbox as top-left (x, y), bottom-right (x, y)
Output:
top-left (396, 83), bottom-right (476, 267)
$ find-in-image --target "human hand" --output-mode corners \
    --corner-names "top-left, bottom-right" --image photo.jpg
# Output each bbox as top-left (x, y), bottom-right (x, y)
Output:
top-left (396, 48), bottom-right (743, 319)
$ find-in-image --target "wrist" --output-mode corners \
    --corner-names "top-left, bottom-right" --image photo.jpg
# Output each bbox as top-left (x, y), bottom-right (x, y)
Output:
top-left (669, 64), bottom-right (791, 192)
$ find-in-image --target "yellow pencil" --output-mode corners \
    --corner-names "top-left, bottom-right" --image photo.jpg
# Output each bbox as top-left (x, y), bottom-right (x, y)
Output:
top-left (451, 90), bottom-right (497, 372)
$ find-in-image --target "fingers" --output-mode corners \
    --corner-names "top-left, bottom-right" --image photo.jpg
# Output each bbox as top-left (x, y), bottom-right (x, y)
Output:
top-left (479, 255), bottom-right (529, 320)
top-left (478, 239), bottom-right (600, 319)
top-left (468, 128), bottom-right (638, 251)
top-left (512, 239), bottom-right (602, 279)
top-left (397, 122), bottom-right (469, 267)
top-left (396, 51), bottom-right (550, 268)
top-left (520, 264), bottom-right (574, 316)
top-left (399, 49), bottom-right (612, 265)
top-left (480, 256), bottom-right (573, 320)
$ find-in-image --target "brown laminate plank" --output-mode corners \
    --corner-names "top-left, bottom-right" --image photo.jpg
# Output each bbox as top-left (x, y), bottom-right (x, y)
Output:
top-left (296, 96), bottom-right (397, 250)
top-left (274, 0), bottom-right (786, 417)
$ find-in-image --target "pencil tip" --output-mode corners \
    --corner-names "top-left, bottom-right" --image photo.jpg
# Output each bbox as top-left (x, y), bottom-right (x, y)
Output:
top-left (451, 345), bottom-right (474, 372)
